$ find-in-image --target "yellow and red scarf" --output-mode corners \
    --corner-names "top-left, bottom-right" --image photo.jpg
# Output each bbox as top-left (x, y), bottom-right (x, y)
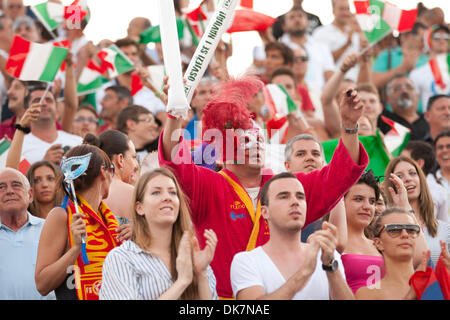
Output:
top-left (66, 194), bottom-right (121, 300)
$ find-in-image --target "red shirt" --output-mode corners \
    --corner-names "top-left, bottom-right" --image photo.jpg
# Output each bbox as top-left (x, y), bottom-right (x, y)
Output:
top-left (297, 85), bottom-right (315, 111)
top-left (158, 133), bottom-right (369, 298)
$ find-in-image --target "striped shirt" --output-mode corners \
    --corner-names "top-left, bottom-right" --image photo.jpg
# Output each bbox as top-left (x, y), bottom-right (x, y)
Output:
top-left (99, 240), bottom-right (218, 300)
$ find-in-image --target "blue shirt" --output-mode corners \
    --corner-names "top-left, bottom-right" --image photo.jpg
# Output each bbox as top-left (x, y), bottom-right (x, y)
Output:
top-left (0, 212), bottom-right (55, 300)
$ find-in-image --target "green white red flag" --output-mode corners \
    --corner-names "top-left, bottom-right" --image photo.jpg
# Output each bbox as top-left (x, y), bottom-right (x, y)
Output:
top-left (96, 44), bottom-right (135, 79)
top-left (31, 0), bottom-right (88, 34)
top-left (380, 116), bottom-right (411, 156)
top-left (6, 36), bottom-right (68, 82)
top-left (0, 139), bottom-right (31, 174)
top-left (429, 54), bottom-right (450, 93)
top-left (354, 0), bottom-right (418, 44)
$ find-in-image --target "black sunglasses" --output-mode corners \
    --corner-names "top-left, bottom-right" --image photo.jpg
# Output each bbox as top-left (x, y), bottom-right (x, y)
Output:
top-left (377, 224), bottom-right (421, 238)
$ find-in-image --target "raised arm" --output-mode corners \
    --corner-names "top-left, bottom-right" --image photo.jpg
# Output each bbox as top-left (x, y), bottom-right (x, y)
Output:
top-left (338, 87), bottom-right (364, 164)
top-left (321, 53), bottom-right (359, 139)
top-left (6, 104), bottom-right (41, 169)
top-left (61, 53), bottom-right (78, 133)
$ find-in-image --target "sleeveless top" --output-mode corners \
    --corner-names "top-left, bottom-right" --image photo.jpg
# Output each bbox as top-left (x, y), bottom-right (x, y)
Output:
top-left (341, 254), bottom-right (385, 294)
top-left (54, 271), bottom-right (78, 300)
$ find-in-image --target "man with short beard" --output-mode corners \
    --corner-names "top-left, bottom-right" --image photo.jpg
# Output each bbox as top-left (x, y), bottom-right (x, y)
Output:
top-left (378, 75), bottom-right (430, 141)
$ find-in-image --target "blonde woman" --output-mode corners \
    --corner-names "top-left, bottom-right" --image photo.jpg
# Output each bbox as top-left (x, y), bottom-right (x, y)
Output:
top-left (100, 168), bottom-right (218, 300)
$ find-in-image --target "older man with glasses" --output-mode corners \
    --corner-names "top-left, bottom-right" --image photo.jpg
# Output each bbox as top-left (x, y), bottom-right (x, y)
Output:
top-left (378, 74), bottom-right (430, 142)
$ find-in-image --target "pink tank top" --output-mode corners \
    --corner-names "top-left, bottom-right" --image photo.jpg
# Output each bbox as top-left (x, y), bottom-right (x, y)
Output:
top-left (341, 254), bottom-right (385, 294)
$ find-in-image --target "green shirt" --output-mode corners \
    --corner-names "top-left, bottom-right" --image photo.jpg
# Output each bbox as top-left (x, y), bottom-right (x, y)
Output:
top-left (373, 47), bottom-right (429, 72)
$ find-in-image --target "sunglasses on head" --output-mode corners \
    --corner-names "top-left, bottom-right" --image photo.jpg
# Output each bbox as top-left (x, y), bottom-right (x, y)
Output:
top-left (377, 224), bottom-right (420, 238)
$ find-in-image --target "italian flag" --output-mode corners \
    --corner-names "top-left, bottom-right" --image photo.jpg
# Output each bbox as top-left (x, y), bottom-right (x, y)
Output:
top-left (0, 139), bottom-right (31, 174)
top-left (354, 0), bottom-right (418, 44)
top-left (185, 3), bottom-right (209, 46)
top-left (264, 84), bottom-right (298, 118)
top-left (130, 65), bottom-right (165, 97)
top-left (97, 45), bottom-right (134, 79)
top-left (31, 1), bottom-right (88, 34)
top-left (263, 84), bottom-right (299, 144)
top-left (6, 36), bottom-right (68, 82)
top-left (429, 54), bottom-right (450, 93)
top-left (31, 2), bottom-right (65, 32)
top-left (139, 18), bottom-right (185, 44)
top-left (77, 60), bottom-right (108, 95)
top-left (380, 116), bottom-right (411, 156)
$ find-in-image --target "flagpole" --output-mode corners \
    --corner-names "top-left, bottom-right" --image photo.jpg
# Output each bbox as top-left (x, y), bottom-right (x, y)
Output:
top-left (359, 29), bottom-right (393, 57)
top-left (39, 82), bottom-right (52, 104)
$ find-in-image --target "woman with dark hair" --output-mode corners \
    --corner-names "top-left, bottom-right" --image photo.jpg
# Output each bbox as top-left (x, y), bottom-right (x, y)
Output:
top-left (35, 144), bottom-right (123, 300)
top-left (383, 156), bottom-right (450, 268)
top-left (341, 170), bottom-right (384, 294)
top-left (26, 161), bottom-right (64, 219)
top-left (100, 168), bottom-right (218, 300)
top-left (84, 130), bottom-right (139, 222)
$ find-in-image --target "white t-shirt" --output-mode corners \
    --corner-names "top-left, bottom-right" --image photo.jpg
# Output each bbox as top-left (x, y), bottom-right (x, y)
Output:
top-left (230, 246), bottom-right (344, 300)
top-left (281, 34), bottom-right (336, 91)
top-left (312, 24), bottom-right (360, 82)
top-left (423, 220), bottom-right (450, 267)
top-left (21, 130), bottom-right (83, 165)
top-left (427, 172), bottom-right (449, 222)
top-left (409, 59), bottom-right (450, 111)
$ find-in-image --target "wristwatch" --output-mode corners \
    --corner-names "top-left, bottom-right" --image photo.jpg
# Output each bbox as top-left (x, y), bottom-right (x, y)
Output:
top-left (341, 123), bottom-right (359, 134)
top-left (14, 124), bottom-right (31, 134)
top-left (322, 259), bottom-right (339, 272)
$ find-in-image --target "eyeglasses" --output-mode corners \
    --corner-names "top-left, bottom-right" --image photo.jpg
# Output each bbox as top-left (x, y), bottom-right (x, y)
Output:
top-left (103, 163), bottom-right (115, 177)
top-left (432, 34), bottom-right (450, 41)
top-left (390, 83), bottom-right (415, 93)
top-left (74, 116), bottom-right (98, 125)
top-left (294, 55), bottom-right (309, 62)
top-left (135, 117), bottom-right (154, 123)
top-left (377, 224), bottom-right (420, 238)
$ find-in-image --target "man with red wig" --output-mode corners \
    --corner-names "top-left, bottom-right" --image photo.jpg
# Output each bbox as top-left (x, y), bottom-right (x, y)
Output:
top-left (158, 76), bottom-right (369, 299)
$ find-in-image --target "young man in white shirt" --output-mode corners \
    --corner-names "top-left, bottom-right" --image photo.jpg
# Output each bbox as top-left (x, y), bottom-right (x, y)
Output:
top-left (280, 6), bottom-right (335, 92)
top-left (230, 172), bottom-right (354, 300)
top-left (312, 0), bottom-right (361, 82)
top-left (20, 85), bottom-right (82, 165)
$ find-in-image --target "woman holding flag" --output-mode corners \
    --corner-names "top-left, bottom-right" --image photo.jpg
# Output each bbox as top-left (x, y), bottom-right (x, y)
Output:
top-left (34, 144), bottom-right (128, 300)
